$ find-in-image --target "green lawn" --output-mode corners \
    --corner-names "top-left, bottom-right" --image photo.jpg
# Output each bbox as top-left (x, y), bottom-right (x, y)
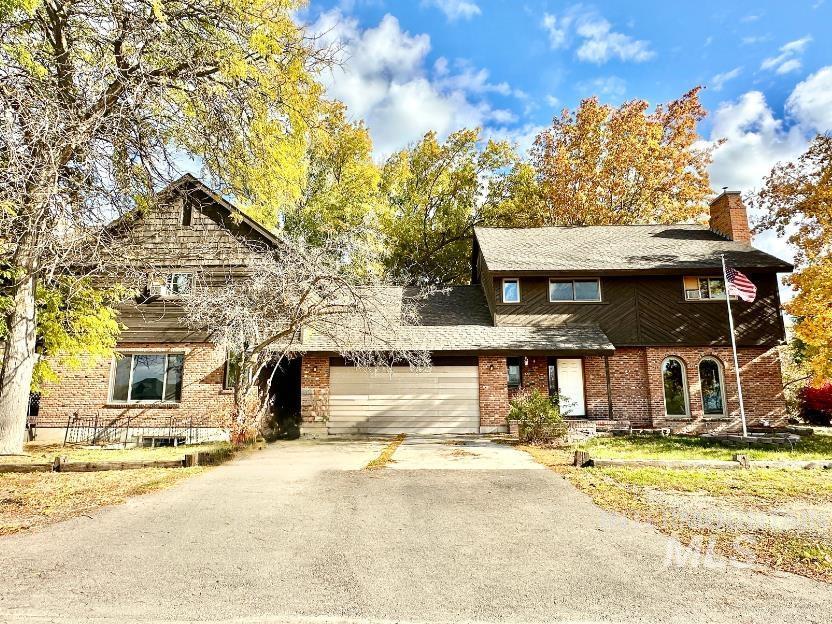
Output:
top-left (593, 466), bottom-right (832, 503)
top-left (577, 431), bottom-right (832, 461)
top-left (522, 443), bottom-right (832, 582)
top-left (1, 441), bottom-right (231, 465)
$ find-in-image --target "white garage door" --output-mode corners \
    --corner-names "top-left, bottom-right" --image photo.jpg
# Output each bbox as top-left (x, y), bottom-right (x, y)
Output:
top-left (328, 366), bottom-right (480, 435)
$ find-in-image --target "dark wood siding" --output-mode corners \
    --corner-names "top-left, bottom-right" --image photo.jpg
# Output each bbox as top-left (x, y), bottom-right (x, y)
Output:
top-left (111, 186), bottom-right (270, 343)
top-left (478, 252), bottom-right (497, 321)
top-left (490, 272), bottom-right (785, 347)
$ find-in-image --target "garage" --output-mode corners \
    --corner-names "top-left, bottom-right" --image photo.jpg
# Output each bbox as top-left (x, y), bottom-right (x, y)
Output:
top-left (327, 364), bottom-right (480, 435)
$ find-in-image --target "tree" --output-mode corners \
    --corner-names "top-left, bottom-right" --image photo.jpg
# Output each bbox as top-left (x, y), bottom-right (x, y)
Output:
top-left (284, 101), bottom-right (386, 274)
top-left (0, 0), bottom-right (326, 453)
top-left (179, 234), bottom-right (430, 444)
top-left (380, 128), bottom-right (524, 285)
top-left (751, 134), bottom-right (832, 384)
top-left (529, 87), bottom-right (717, 226)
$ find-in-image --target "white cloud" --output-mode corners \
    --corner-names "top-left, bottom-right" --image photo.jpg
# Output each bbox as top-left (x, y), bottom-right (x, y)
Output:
top-left (741, 35), bottom-right (769, 45)
top-left (703, 89), bottom-right (816, 284)
top-left (542, 13), bottom-right (570, 48)
top-left (706, 91), bottom-right (807, 192)
top-left (422, 0), bottom-right (481, 21)
top-left (576, 76), bottom-right (627, 99)
top-left (311, 11), bottom-right (516, 157)
top-left (545, 94), bottom-right (560, 107)
top-left (575, 18), bottom-right (654, 63)
top-left (483, 123), bottom-right (546, 157)
top-left (711, 67), bottom-right (742, 91)
top-left (785, 66), bottom-right (832, 133)
top-left (541, 7), bottom-right (654, 64)
top-left (434, 58), bottom-right (513, 96)
top-left (774, 58), bottom-right (802, 75)
top-left (760, 35), bottom-right (812, 74)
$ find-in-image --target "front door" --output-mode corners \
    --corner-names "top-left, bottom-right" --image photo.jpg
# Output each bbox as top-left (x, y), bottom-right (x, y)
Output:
top-left (548, 358), bottom-right (586, 417)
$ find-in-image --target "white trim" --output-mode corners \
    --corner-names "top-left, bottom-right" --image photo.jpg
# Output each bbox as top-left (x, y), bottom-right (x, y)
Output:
top-left (698, 356), bottom-right (727, 418)
top-left (661, 356), bottom-right (690, 418)
top-left (548, 278), bottom-right (602, 302)
top-left (165, 272), bottom-right (193, 295)
top-left (501, 278), bottom-right (521, 304)
top-left (683, 276), bottom-right (736, 301)
top-left (108, 352), bottom-right (186, 404)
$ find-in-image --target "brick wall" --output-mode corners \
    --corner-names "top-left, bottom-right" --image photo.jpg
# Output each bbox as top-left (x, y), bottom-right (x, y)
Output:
top-left (584, 348), bottom-right (653, 427)
top-left (478, 356), bottom-right (509, 430)
top-left (646, 346), bottom-right (785, 431)
top-left (300, 355), bottom-right (330, 423)
top-left (507, 355), bottom-right (548, 400)
top-left (37, 342), bottom-right (232, 429)
top-left (566, 346), bottom-right (784, 432)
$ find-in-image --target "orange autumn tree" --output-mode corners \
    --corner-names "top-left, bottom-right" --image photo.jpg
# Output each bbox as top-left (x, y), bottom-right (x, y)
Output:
top-left (752, 135), bottom-right (832, 384)
top-left (529, 87), bottom-right (718, 225)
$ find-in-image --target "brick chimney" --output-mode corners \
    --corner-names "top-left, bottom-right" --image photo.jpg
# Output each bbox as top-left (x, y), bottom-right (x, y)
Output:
top-left (709, 190), bottom-right (751, 244)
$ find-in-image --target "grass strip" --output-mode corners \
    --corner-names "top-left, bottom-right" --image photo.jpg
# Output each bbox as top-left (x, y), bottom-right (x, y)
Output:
top-left (365, 434), bottom-right (406, 470)
top-left (521, 444), bottom-right (832, 583)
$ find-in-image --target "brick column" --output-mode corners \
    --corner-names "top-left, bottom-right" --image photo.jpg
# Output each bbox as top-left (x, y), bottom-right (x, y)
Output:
top-left (523, 356), bottom-right (548, 393)
top-left (479, 355), bottom-right (509, 433)
top-left (300, 355), bottom-right (330, 429)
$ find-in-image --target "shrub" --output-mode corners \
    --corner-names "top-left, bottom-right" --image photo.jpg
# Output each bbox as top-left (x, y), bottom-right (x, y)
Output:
top-left (799, 383), bottom-right (832, 427)
top-left (508, 388), bottom-right (568, 444)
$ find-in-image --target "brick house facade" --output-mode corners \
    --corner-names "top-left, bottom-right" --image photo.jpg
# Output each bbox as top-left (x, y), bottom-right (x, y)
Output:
top-left (37, 343), bottom-right (233, 443)
top-left (33, 180), bottom-right (792, 441)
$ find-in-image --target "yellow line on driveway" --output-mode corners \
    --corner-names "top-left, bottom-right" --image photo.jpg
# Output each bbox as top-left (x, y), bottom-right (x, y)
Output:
top-left (365, 434), bottom-right (406, 470)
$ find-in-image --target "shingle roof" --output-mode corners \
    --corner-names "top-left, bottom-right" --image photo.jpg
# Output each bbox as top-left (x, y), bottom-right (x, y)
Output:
top-left (475, 224), bottom-right (793, 273)
top-left (298, 286), bottom-right (614, 354)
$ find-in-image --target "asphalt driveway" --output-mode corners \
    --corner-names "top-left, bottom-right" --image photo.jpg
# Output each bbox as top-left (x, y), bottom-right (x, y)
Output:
top-left (0, 438), bottom-right (830, 623)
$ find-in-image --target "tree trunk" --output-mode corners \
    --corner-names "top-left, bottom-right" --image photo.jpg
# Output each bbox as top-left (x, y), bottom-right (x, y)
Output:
top-left (0, 270), bottom-right (38, 455)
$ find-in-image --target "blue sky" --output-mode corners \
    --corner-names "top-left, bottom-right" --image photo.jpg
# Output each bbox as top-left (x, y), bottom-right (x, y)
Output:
top-left (303, 0), bottom-right (832, 271)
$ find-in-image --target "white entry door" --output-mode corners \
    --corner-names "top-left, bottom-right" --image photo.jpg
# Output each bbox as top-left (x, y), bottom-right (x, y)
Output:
top-left (556, 358), bottom-right (585, 417)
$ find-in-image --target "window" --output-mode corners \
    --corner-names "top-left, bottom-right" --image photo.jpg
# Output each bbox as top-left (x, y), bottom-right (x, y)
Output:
top-left (699, 358), bottom-right (726, 416)
top-left (683, 276), bottom-right (729, 301)
top-left (502, 278), bottom-right (520, 303)
top-left (224, 352), bottom-right (242, 390)
top-left (166, 273), bottom-right (192, 295)
top-left (662, 357), bottom-right (689, 417)
top-left (181, 201), bottom-right (192, 227)
top-left (109, 353), bottom-right (184, 403)
top-left (549, 279), bottom-right (601, 302)
top-left (507, 357), bottom-right (522, 388)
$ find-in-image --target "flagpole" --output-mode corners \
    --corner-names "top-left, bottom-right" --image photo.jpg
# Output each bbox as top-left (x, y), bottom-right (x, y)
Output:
top-left (721, 254), bottom-right (748, 438)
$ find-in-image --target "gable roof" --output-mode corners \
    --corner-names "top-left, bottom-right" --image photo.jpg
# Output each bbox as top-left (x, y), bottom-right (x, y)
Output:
top-left (164, 174), bottom-right (280, 246)
top-left (474, 224), bottom-right (793, 274)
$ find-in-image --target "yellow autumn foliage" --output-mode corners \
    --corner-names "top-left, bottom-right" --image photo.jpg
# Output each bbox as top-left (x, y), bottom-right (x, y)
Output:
top-left (752, 135), bottom-right (832, 384)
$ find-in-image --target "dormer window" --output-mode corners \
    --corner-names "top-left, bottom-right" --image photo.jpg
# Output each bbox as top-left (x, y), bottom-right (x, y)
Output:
top-left (166, 273), bottom-right (192, 295)
top-left (502, 278), bottom-right (520, 303)
top-left (549, 279), bottom-right (601, 302)
top-left (148, 273), bottom-right (192, 297)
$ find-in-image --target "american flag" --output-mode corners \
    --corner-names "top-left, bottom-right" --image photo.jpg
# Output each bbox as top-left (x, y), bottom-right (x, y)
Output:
top-left (725, 266), bottom-right (757, 302)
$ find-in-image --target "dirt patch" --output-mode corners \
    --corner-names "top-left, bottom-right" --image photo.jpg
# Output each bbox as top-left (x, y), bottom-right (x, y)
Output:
top-left (642, 489), bottom-right (832, 533)
top-left (449, 449), bottom-right (478, 459)
top-left (1, 468), bottom-right (203, 536)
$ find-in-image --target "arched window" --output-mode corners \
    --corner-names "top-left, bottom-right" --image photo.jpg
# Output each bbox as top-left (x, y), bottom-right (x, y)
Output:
top-left (662, 357), bottom-right (689, 417)
top-left (699, 358), bottom-right (726, 416)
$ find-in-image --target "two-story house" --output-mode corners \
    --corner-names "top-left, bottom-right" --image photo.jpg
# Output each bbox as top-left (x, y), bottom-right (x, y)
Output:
top-left (35, 180), bottom-right (792, 443)
top-left (298, 190), bottom-right (792, 436)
